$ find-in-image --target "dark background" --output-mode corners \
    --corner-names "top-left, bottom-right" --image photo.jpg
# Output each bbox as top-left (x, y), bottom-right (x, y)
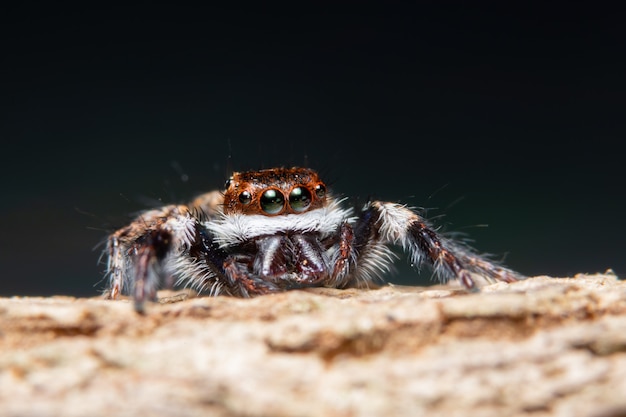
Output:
top-left (2, 3), bottom-right (623, 297)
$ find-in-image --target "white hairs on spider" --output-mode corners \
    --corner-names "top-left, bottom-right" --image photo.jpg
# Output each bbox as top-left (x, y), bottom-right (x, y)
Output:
top-left (206, 197), bottom-right (355, 247)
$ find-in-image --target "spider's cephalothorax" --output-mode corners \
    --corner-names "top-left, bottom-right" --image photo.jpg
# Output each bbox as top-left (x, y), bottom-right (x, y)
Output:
top-left (105, 166), bottom-right (524, 312)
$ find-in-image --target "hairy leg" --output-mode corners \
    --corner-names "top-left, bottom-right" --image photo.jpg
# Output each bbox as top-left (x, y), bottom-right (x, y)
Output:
top-left (347, 201), bottom-right (523, 289)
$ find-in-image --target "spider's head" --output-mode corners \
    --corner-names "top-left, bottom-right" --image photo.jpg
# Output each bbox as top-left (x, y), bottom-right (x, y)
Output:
top-left (223, 167), bottom-right (327, 216)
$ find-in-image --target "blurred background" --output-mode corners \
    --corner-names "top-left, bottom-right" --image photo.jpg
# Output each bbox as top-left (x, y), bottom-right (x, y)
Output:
top-left (2, 4), bottom-right (623, 297)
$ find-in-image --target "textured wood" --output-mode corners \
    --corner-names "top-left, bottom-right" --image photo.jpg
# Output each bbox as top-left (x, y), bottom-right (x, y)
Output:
top-left (1, 273), bottom-right (626, 417)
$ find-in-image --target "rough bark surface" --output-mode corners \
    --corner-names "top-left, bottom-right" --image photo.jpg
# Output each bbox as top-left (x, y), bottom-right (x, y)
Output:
top-left (1, 273), bottom-right (626, 417)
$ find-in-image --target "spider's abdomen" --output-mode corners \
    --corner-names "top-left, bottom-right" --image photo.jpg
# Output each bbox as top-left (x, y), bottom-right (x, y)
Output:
top-left (250, 233), bottom-right (330, 289)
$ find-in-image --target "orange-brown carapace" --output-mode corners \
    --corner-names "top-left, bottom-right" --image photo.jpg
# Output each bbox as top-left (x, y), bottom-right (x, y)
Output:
top-left (222, 167), bottom-right (327, 216)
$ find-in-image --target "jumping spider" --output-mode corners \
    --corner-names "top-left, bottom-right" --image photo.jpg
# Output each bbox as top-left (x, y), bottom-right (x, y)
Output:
top-left (105, 167), bottom-right (524, 311)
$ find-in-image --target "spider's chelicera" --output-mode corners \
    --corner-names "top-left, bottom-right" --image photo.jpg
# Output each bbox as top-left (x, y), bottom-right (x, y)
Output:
top-left (105, 167), bottom-right (524, 312)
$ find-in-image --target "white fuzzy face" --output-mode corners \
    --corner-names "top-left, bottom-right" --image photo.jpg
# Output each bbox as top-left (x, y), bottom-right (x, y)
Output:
top-left (206, 197), bottom-right (355, 247)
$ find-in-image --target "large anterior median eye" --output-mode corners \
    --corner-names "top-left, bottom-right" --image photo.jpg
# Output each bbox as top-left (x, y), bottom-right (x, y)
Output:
top-left (260, 189), bottom-right (285, 214)
top-left (289, 186), bottom-right (312, 212)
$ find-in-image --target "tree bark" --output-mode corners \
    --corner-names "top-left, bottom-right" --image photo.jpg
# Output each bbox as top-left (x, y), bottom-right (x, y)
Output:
top-left (1, 273), bottom-right (625, 417)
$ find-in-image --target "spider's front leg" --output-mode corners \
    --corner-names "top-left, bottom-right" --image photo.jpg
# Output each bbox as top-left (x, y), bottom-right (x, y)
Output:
top-left (350, 201), bottom-right (524, 289)
top-left (106, 205), bottom-right (197, 312)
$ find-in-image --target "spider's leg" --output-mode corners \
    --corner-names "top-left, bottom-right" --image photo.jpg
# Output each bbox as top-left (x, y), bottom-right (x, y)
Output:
top-left (351, 201), bottom-right (523, 290)
top-left (131, 228), bottom-right (173, 311)
top-left (329, 210), bottom-right (398, 288)
top-left (105, 205), bottom-right (196, 312)
top-left (172, 226), bottom-right (236, 297)
top-left (329, 222), bottom-right (355, 285)
top-left (107, 235), bottom-right (125, 300)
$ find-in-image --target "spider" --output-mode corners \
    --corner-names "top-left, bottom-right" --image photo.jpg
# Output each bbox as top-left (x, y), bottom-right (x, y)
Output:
top-left (104, 166), bottom-right (524, 312)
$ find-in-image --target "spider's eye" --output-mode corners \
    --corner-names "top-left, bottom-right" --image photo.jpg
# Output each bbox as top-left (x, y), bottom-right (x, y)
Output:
top-left (238, 191), bottom-right (252, 205)
top-left (289, 186), bottom-right (312, 212)
top-left (314, 183), bottom-right (326, 199)
top-left (260, 189), bottom-right (285, 214)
